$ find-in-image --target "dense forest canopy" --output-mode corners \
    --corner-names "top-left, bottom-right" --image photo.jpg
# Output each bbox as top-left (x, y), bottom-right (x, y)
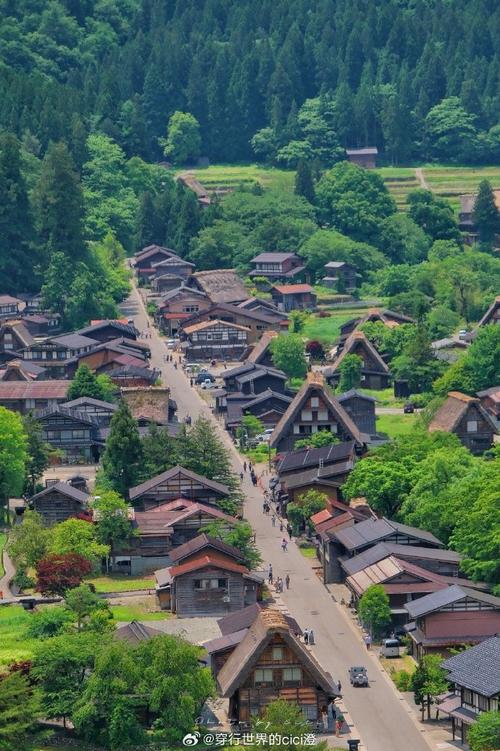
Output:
top-left (1, 0), bottom-right (500, 163)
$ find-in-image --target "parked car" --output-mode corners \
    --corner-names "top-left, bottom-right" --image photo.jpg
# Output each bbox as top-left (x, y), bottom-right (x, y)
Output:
top-left (381, 638), bottom-right (401, 658)
top-left (403, 402), bottom-right (415, 414)
top-left (201, 379), bottom-right (216, 390)
top-left (195, 372), bottom-right (215, 385)
top-left (349, 666), bottom-right (368, 687)
top-left (255, 428), bottom-right (274, 442)
top-left (458, 329), bottom-right (468, 340)
top-left (167, 339), bottom-right (176, 348)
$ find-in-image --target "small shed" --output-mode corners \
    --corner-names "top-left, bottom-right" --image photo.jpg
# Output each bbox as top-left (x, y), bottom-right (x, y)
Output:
top-left (345, 147), bottom-right (378, 169)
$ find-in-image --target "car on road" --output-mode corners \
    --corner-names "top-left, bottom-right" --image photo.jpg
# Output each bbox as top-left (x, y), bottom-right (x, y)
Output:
top-left (201, 379), bottom-right (217, 389)
top-left (349, 666), bottom-right (369, 687)
top-left (255, 428), bottom-right (274, 442)
top-left (403, 402), bottom-right (415, 414)
top-left (167, 339), bottom-right (176, 348)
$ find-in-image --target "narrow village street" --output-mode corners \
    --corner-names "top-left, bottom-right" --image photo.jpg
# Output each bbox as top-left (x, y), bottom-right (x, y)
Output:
top-left (121, 282), bottom-right (434, 751)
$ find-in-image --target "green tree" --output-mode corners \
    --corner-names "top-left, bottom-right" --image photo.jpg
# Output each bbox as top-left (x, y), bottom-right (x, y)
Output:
top-left (163, 111), bottom-right (201, 164)
top-left (201, 520), bottom-right (262, 569)
top-left (473, 180), bottom-right (499, 248)
top-left (141, 423), bottom-right (178, 478)
top-left (424, 97), bottom-right (477, 161)
top-left (299, 229), bottom-right (386, 282)
top-left (343, 456), bottom-right (412, 517)
top-left (294, 159), bottom-right (315, 203)
top-left (358, 584), bottom-right (391, 639)
top-left (270, 334), bottom-right (307, 379)
top-left (287, 489), bottom-right (327, 534)
top-left (0, 407), bottom-right (28, 523)
top-left (31, 632), bottom-right (99, 725)
top-left (93, 491), bottom-right (131, 569)
top-left (7, 510), bottom-right (51, 570)
top-left (294, 430), bottom-right (340, 449)
top-left (241, 414), bottom-right (264, 440)
top-left (408, 190), bottom-right (462, 243)
top-left (109, 698), bottom-right (147, 751)
top-left (102, 401), bottom-right (143, 498)
top-left (34, 141), bottom-right (86, 262)
top-left (0, 671), bottom-right (41, 750)
top-left (434, 325), bottom-right (500, 395)
top-left (250, 699), bottom-right (327, 751)
top-left (0, 132), bottom-right (39, 291)
top-left (338, 353), bottom-right (363, 392)
top-left (65, 584), bottom-right (110, 632)
top-left (468, 710), bottom-right (500, 751)
top-left (67, 365), bottom-right (105, 401)
top-left (392, 324), bottom-right (443, 393)
top-left (25, 607), bottom-right (74, 639)
top-left (22, 413), bottom-right (50, 496)
top-left (412, 654), bottom-right (449, 720)
top-left (50, 518), bottom-right (109, 569)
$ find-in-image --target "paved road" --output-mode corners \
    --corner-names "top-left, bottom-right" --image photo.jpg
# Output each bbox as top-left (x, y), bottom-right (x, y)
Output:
top-left (121, 283), bottom-right (431, 751)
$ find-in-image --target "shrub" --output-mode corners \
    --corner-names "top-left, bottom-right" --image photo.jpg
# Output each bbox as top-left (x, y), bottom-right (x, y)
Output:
top-left (393, 670), bottom-right (412, 691)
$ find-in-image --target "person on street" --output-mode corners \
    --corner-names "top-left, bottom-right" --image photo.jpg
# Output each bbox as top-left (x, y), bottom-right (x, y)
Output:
top-left (327, 700), bottom-right (336, 732)
top-left (243, 461), bottom-right (247, 472)
top-left (364, 634), bottom-right (372, 650)
top-left (308, 629), bottom-right (315, 645)
top-left (303, 628), bottom-right (309, 645)
top-left (271, 515), bottom-right (276, 527)
top-left (321, 706), bottom-right (328, 732)
top-left (240, 471), bottom-right (244, 482)
top-left (268, 564), bottom-right (273, 584)
top-left (279, 521), bottom-right (283, 532)
top-left (285, 574), bottom-right (290, 589)
top-left (281, 538), bottom-right (288, 552)
top-left (337, 681), bottom-right (342, 694)
top-left (335, 710), bottom-right (344, 738)
top-left (287, 524), bottom-right (292, 540)
top-left (276, 577), bottom-right (282, 593)
top-left (262, 502), bottom-right (267, 514)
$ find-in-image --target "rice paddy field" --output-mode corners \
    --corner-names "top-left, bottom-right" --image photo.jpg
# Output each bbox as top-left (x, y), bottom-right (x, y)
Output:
top-left (176, 163), bottom-right (295, 194)
top-left (419, 165), bottom-right (500, 213)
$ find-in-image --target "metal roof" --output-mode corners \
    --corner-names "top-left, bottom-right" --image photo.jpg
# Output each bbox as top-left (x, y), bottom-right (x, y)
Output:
top-left (251, 252), bottom-right (298, 263)
top-left (442, 636), bottom-right (500, 697)
top-left (129, 465), bottom-right (230, 501)
top-left (405, 584), bottom-right (500, 619)
top-left (29, 481), bottom-right (89, 504)
top-left (49, 333), bottom-right (99, 349)
top-left (341, 542), bottom-right (461, 576)
top-left (333, 517), bottom-right (443, 551)
top-left (0, 381), bottom-right (70, 399)
top-left (277, 441), bottom-right (355, 473)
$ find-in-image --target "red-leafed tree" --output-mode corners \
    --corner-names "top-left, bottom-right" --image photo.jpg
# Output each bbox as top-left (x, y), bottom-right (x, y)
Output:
top-left (35, 553), bottom-right (92, 596)
top-left (305, 339), bottom-right (325, 361)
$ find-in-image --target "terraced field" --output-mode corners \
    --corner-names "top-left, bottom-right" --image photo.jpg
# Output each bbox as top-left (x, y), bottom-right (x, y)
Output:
top-left (377, 167), bottom-right (420, 210)
top-left (175, 163), bottom-right (295, 195)
top-left (420, 165), bottom-right (500, 213)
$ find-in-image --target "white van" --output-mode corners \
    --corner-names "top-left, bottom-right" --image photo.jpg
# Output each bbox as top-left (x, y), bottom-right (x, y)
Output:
top-left (381, 638), bottom-right (401, 658)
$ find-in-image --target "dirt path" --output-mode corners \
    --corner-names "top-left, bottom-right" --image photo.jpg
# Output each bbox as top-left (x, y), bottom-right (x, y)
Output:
top-left (415, 167), bottom-right (429, 189)
top-left (0, 541), bottom-right (16, 599)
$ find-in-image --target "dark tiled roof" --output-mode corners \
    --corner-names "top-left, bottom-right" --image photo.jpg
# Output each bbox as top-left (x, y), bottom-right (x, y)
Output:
top-left (342, 542), bottom-right (461, 577)
top-left (78, 320), bottom-right (138, 339)
top-left (251, 252), bottom-right (298, 263)
top-left (442, 636), bottom-right (500, 696)
top-left (277, 441), bottom-right (355, 473)
top-left (338, 389), bottom-right (377, 403)
top-left (405, 584), bottom-right (500, 619)
top-left (49, 333), bottom-right (99, 349)
top-left (63, 397), bottom-right (117, 411)
top-left (114, 620), bottom-right (163, 644)
top-left (129, 465), bottom-right (230, 502)
top-left (29, 481), bottom-right (89, 505)
top-left (203, 629), bottom-right (249, 654)
top-left (169, 534), bottom-right (246, 564)
top-left (35, 405), bottom-right (99, 427)
top-left (333, 517), bottom-right (443, 551)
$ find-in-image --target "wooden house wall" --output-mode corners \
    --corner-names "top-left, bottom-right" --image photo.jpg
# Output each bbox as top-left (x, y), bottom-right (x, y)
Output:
top-left (139, 478), bottom-right (227, 510)
top-left (237, 374), bottom-right (287, 396)
top-left (173, 566), bottom-right (248, 616)
top-left (32, 491), bottom-right (84, 525)
top-left (455, 405), bottom-right (495, 454)
top-left (276, 390), bottom-right (356, 452)
top-left (340, 396), bottom-right (376, 435)
top-left (289, 482), bottom-right (341, 505)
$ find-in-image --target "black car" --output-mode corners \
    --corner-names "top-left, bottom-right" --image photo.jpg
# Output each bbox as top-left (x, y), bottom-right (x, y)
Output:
top-left (195, 372), bottom-right (215, 385)
top-left (403, 402), bottom-right (415, 414)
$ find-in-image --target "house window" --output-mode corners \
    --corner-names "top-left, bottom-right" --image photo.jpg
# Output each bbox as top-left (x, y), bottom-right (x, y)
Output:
top-left (193, 578), bottom-right (227, 590)
top-left (283, 668), bottom-right (302, 685)
top-left (477, 695), bottom-right (489, 712)
top-left (254, 669), bottom-right (273, 686)
top-left (317, 409), bottom-right (328, 421)
top-left (301, 409), bottom-right (312, 421)
top-left (300, 705), bottom-right (317, 721)
top-left (72, 430), bottom-right (86, 439)
top-left (272, 646), bottom-right (284, 661)
top-left (467, 420), bottom-right (478, 433)
top-left (311, 397), bottom-right (319, 408)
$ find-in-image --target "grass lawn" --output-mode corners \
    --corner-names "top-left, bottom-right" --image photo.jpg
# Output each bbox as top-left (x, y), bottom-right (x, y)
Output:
top-left (302, 312), bottom-right (360, 347)
top-left (380, 653), bottom-right (417, 676)
top-left (109, 604), bottom-right (169, 621)
top-left (0, 605), bottom-right (38, 665)
top-left (299, 545), bottom-right (318, 559)
top-left (376, 412), bottom-right (418, 438)
top-left (359, 387), bottom-right (405, 408)
top-left (0, 532), bottom-right (6, 577)
top-left (85, 574), bottom-right (155, 593)
top-left (175, 163), bottom-right (295, 193)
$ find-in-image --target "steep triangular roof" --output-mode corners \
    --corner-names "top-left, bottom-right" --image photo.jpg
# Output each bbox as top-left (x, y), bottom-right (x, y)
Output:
top-left (217, 609), bottom-right (338, 698)
top-left (329, 330), bottom-right (390, 374)
top-left (269, 372), bottom-right (363, 448)
top-left (29, 481), bottom-right (89, 505)
top-left (169, 533), bottom-right (245, 564)
top-left (429, 391), bottom-right (498, 434)
top-left (478, 295), bottom-right (500, 327)
top-left (245, 331), bottom-right (279, 364)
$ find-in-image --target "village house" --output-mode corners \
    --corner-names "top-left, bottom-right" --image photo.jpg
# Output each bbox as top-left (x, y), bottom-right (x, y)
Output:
top-left (64, 337), bottom-right (151, 379)
top-left (77, 320), bottom-right (138, 344)
top-left (112, 504), bottom-right (238, 575)
top-left (477, 386), bottom-right (500, 428)
top-left (477, 295), bottom-right (500, 327)
top-left (154, 534), bottom-right (262, 616)
top-left (180, 302), bottom-right (286, 344)
top-left (459, 192), bottom-right (500, 240)
top-left (428, 391), bottom-right (498, 454)
top-left (114, 621), bottom-right (164, 645)
top-left (322, 261), bottom-right (358, 292)
top-left (37, 405), bottom-right (102, 463)
top-left (63, 396), bottom-right (118, 427)
top-left (237, 297), bottom-right (285, 320)
top-left (21, 313), bottom-right (60, 337)
top-left (0, 320), bottom-right (35, 361)
top-left (345, 147), bottom-right (378, 169)
top-left (438, 636), bottom-right (500, 746)
top-left (20, 333), bottom-right (100, 378)
top-left (152, 254), bottom-right (195, 279)
top-left (269, 373), bottom-right (365, 454)
top-left (216, 608), bottom-right (339, 724)
top-left (345, 557), bottom-right (477, 630)
top-left (338, 308), bottom-right (414, 344)
top-left (271, 284), bottom-right (317, 312)
top-left (188, 269), bottom-right (249, 305)
top-left (337, 390), bottom-right (377, 436)
top-left (0, 295), bottom-right (23, 319)
top-left (0, 359), bottom-right (47, 381)
top-left (326, 331), bottom-right (391, 391)
top-left (240, 331), bottom-right (278, 367)
top-left (249, 253), bottom-right (305, 283)
top-left (109, 364), bottom-right (160, 388)
top-left (177, 173), bottom-right (212, 208)
top-left (155, 287), bottom-right (211, 335)
top-left (224, 389), bottom-right (293, 436)
top-left (431, 336), bottom-right (470, 363)
top-left (0, 380), bottom-right (70, 413)
top-left (133, 245), bottom-right (178, 282)
top-left (129, 465), bottom-right (231, 511)
top-left (28, 480), bottom-right (90, 525)
top-left (404, 585), bottom-right (500, 660)
top-left (182, 319), bottom-right (251, 361)
top-left (342, 543), bottom-right (462, 583)
top-left (320, 516), bottom-right (445, 584)
top-left (221, 362), bottom-right (289, 397)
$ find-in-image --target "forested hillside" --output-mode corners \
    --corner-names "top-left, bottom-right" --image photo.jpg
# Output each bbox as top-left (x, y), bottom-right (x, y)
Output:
top-left (1, 0), bottom-right (500, 164)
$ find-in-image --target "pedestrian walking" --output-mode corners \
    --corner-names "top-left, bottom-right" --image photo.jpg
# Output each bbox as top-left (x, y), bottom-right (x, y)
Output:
top-left (239, 471), bottom-right (244, 482)
top-left (308, 629), bottom-right (315, 645)
top-left (262, 501), bottom-right (267, 514)
top-left (279, 521), bottom-right (283, 532)
top-left (276, 577), bottom-right (282, 593)
top-left (364, 634), bottom-right (372, 650)
top-left (321, 706), bottom-right (328, 732)
top-left (335, 710), bottom-right (344, 737)
top-left (337, 681), bottom-right (342, 694)
top-left (281, 538), bottom-right (288, 552)
top-left (248, 462), bottom-right (252, 471)
top-left (243, 461), bottom-right (247, 472)
top-left (303, 628), bottom-right (309, 645)
top-left (287, 524), bottom-right (292, 540)
top-left (271, 515), bottom-right (276, 527)
top-left (268, 563), bottom-right (273, 584)
top-left (285, 574), bottom-right (290, 589)
top-left (327, 699), bottom-right (336, 732)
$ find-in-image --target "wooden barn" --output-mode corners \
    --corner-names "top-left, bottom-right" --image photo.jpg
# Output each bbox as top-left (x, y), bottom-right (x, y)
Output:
top-left (428, 391), bottom-right (498, 454)
top-left (217, 608), bottom-right (339, 724)
top-left (271, 284), bottom-right (317, 312)
top-left (345, 147), bottom-right (378, 169)
top-left (326, 331), bottom-right (391, 390)
top-left (28, 480), bottom-right (90, 525)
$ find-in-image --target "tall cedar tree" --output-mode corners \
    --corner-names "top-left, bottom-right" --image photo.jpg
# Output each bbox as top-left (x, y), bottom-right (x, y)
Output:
top-left (34, 141), bottom-right (87, 263)
top-left (0, 407), bottom-right (28, 524)
top-left (473, 179), bottom-right (500, 247)
top-left (0, 671), bottom-right (41, 751)
top-left (102, 400), bottom-right (143, 498)
top-left (22, 413), bottom-right (50, 496)
top-left (67, 365), bottom-right (107, 401)
top-left (294, 159), bottom-right (316, 204)
top-left (0, 132), bottom-right (38, 291)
